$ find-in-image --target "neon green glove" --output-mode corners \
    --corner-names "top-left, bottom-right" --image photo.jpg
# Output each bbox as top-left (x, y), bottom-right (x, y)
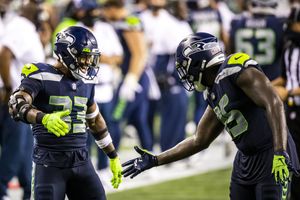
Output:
top-left (272, 152), bottom-right (290, 184)
top-left (109, 157), bottom-right (122, 189)
top-left (42, 110), bottom-right (70, 137)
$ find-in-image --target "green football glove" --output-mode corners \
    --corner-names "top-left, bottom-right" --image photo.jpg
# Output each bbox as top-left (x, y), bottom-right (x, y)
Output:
top-left (109, 157), bottom-right (122, 189)
top-left (272, 151), bottom-right (290, 184)
top-left (42, 110), bottom-right (70, 137)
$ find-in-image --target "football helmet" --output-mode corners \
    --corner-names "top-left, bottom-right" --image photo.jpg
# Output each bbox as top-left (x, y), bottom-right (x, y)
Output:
top-left (54, 26), bottom-right (100, 80)
top-left (175, 32), bottom-right (225, 92)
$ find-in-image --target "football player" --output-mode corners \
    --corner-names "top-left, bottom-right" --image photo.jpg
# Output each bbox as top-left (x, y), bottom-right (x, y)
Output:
top-left (102, 0), bottom-right (153, 152)
top-left (8, 26), bottom-right (122, 200)
top-left (229, 0), bottom-right (284, 81)
top-left (122, 32), bottom-right (300, 200)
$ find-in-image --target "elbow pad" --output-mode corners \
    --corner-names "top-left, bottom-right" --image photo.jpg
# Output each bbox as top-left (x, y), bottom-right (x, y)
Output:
top-left (8, 90), bottom-right (34, 123)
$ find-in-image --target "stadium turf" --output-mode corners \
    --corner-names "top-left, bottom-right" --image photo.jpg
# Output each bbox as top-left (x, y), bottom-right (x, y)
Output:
top-left (107, 168), bottom-right (232, 200)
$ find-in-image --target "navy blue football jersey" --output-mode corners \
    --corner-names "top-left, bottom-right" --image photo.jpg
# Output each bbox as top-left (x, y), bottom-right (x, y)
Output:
top-left (205, 52), bottom-right (273, 155)
top-left (230, 14), bottom-right (285, 80)
top-left (111, 15), bottom-right (143, 75)
top-left (20, 63), bottom-right (95, 151)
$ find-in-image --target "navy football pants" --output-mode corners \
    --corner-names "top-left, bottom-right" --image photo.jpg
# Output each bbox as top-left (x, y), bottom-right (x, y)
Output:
top-left (33, 159), bottom-right (106, 200)
top-left (111, 73), bottom-right (153, 151)
top-left (230, 175), bottom-right (290, 200)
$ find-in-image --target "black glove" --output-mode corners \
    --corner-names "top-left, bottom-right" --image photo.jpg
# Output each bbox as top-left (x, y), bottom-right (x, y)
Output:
top-left (122, 146), bottom-right (158, 178)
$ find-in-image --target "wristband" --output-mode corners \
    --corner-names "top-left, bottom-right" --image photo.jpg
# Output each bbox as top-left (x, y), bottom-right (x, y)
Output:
top-left (95, 133), bottom-right (112, 149)
top-left (86, 104), bottom-right (99, 119)
top-left (36, 112), bottom-right (46, 124)
top-left (107, 150), bottom-right (118, 159)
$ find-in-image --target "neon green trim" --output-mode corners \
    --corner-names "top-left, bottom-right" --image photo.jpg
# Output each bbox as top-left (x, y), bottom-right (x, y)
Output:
top-left (22, 64), bottom-right (39, 77)
top-left (126, 16), bottom-right (140, 26)
top-left (228, 53), bottom-right (250, 65)
top-left (82, 48), bottom-right (91, 53)
top-left (282, 179), bottom-right (288, 200)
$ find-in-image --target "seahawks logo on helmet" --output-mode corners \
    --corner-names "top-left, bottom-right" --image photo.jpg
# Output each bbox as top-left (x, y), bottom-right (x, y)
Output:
top-left (56, 32), bottom-right (76, 45)
top-left (183, 41), bottom-right (221, 57)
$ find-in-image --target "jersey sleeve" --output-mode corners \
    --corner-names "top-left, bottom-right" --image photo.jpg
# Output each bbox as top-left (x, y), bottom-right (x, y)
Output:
top-left (87, 84), bottom-right (95, 107)
top-left (20, 63), bottom-right (43, 99)
top-left (227, 53), bottom-right (263, 83)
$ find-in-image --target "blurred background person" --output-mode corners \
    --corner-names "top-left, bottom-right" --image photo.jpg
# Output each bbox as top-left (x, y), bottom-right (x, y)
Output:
top-left (139, 0), bottom-right (191, 152)
top-left (230, 0), bottom-right (285, 82)
top-left (272, 6), bottom-right (300, 200)
top-left (102, 0), bottom-right (153, 153)
top-left (91, 11), bottom-right (124, 175)
top-left (0, 0), bottom-right (45, 199)
top-left (187, 0), bottom-right (229, 124)
top-left (186, 0), bottom-right (232, 158)
top-left (52, 0), bottom-right (99, 45)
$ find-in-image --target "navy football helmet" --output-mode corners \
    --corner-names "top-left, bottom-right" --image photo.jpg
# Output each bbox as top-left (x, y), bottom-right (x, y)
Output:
top-left (54, 26), bottom-right (100, 80)
top-left (175, 32), bottom-right (225, 92)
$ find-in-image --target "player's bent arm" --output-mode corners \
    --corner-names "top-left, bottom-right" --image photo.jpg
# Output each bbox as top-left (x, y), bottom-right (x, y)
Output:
top-left (86, 103), bottom-right (117, 157)
top-left (9, 89), bottom-right (70, 137)
top-left (156, 106), bottom-right (224, 165)
top-left (236, 67), bottom-right (287, 152)
top-left (9, 90), bottom-right (40, 124)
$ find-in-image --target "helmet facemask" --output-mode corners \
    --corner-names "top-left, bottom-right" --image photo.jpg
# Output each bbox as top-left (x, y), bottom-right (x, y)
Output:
top-left (176, 58), bottom-right (206, 92)
top-left (70, 48), bottom-right (100, 80)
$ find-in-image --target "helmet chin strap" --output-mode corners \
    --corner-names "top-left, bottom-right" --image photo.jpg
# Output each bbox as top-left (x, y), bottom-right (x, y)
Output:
top-left (192, 60), bottom-right (207, 92)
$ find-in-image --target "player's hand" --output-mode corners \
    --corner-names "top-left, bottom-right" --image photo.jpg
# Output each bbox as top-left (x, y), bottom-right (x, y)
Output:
top-left (122, 146), bottom-right (158, 179)
top-left (42, 110), bottom-right (70, 137)
top-left (109, 157), bottom-right (122, 189)
top-left (274, 86), bottom-right (288, 101)
top-left (272, 151), bottom-right (290, 184)
top-left (119, 73), bottom-right (142, 102)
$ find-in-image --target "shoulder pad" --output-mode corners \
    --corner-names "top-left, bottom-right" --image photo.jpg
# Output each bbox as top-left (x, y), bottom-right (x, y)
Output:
top-left (125, 15), bottom-right (142, 30)
top-left (21, 63), bottom-right (63, 81)
top-left (228, 53), bottom-right (251, 66)
top-left (227, 53), bottom-right (258, 68)
top-left (21, 63), bottom-right (39, 78)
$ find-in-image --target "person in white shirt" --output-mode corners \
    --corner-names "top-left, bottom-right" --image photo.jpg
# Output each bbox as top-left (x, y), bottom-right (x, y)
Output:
top-left (0, 1), bottom-right (45, 199)
top-left (91, 19), bottom-right (124, 172)
top-left (140, 0), bottom-right (192, 152)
